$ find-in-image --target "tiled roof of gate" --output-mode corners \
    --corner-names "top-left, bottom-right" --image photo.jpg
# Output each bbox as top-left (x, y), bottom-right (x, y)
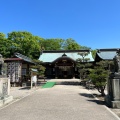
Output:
top-left (14, 53), bottom-right (34, 63)
top-left (5, 53), bottom-right (34, 64)
top-left (39, 50), bottom-right (94, 62)
top-left (95, 48), bottom-right (119, 60)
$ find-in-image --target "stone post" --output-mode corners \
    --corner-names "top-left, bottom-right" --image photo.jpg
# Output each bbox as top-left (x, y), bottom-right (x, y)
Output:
top-left (0, 54), bottom-right (13, 107)
top-left (0, 77), bottom-right (13, 107)
top-left (106, 74), bottom-right (120, 108)
top-left (7, 77), bottom-right (10, 96)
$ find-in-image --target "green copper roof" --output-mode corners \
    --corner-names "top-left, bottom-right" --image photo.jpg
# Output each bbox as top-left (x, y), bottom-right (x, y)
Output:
top-left (39, 50), bottom-right (94, 62)
top-left (97, 51), bottom-right (116, 60)
top-left (96, 48), bottom-right (119, 60)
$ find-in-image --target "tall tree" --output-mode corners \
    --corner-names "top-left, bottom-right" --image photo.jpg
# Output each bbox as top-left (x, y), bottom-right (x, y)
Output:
top-left (91, 49), bottom-right (97, 59)
top-left (80, 46), bottom-right (91, 50)
top-left (62, 38), bottom-right (81, 50)
top-left (89, 60), bottom-right (113, 96)
top-left (31, 59), bottom-right (45, 76)
top-left (0, 33), bottom-right (12, 58)
top-left (8, 31), bottom-right (43, 59)
top-left (41, 39), bottom-right (64, 50)
top-left (76, 51), bottom-right (91, 79)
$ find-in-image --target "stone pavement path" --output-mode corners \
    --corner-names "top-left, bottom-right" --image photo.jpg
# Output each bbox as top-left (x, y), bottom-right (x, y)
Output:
top-left (0, 85), bottom-right (120, 120)
top-left (10, 86), bottom-right (40, 100)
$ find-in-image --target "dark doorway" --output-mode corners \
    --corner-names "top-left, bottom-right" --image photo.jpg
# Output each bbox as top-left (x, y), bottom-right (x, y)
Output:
top-left (56, 66), bottom-right (74, 79)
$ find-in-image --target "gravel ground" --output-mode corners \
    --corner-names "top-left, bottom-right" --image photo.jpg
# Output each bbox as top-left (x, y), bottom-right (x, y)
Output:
top-left (0, 83), bottom-right (119, 119)
top-left (0, 79), bottom-right (120, 120)
top-left (89, 88), bottom-right (120, 118)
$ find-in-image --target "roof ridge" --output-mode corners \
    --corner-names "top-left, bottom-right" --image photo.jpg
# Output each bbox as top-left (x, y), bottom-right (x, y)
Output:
top-left (42, 50), bottom-right (90, 53)
top-left (97, 48), bottom-right (120, 52)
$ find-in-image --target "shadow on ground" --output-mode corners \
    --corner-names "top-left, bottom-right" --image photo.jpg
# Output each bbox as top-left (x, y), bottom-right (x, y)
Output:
top-left (79, 93), bottom-right (105, 105)
top-left (87, 99), bottom-right (105, 105)
top-left (19, 87), bottom-right (31, 90)
top-left (79, 93), bottom-right (94, 98)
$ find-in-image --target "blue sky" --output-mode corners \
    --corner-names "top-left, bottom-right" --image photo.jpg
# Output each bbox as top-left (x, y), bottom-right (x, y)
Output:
top-left (1, 0), bottom-right (120, 49)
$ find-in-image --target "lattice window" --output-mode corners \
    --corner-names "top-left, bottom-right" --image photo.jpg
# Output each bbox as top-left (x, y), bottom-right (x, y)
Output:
top-left (22, 68), bottom-right (26, 75)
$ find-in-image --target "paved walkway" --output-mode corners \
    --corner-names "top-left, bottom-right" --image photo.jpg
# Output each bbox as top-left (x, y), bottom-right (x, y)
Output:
top-left (0, 84), bottom-right (120, 120)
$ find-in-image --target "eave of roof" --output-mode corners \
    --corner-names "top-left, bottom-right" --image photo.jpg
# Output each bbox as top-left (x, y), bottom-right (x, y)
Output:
top-left (40, 49), bottom-right (90, 53)
top-left (5, 58), bottom-right (22, 61)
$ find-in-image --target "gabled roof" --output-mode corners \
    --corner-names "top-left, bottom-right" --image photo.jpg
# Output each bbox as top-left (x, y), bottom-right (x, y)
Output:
top-left (95, 48), bottom-right (119, 61)
top-left (39, 50), bottom-right (94, 63)
top-left (14, 53), bottom-right (34, 63)
top-left (5, 53), bottom-right (34, 64)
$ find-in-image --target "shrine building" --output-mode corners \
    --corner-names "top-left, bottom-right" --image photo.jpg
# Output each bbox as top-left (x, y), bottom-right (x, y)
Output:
top-left (39, 50), bottom-right (94, 79)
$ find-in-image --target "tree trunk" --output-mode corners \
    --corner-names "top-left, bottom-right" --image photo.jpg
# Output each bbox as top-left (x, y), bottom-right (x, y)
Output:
top-left (101, 89), bottom-right (105, 96)
top-left (97, 86), bottom-right (105, 96)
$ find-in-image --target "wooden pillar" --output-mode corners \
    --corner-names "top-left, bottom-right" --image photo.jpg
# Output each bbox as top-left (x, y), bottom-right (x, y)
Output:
top-left (72, 63), bottom-right (75, 78)
top-left (55, 67), bottom-right (58, 79)
top-left (30, 72), bottom-right (32, 89)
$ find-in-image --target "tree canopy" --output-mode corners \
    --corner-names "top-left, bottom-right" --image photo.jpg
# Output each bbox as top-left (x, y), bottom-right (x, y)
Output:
top-left (0, 33), bottom-right (12, 57)
top-left (40, 38), bottom-right (64, 50)
top-left (0, 31), bottom-right (96, 59)
top-left (7, 31), bottom-right (42, 59)
top-left (89, 60), bottom-right (113, 96)
top-left (62, 38), bottom-right (81, 50)
top-left (76, 51), bottom-right (91, 79)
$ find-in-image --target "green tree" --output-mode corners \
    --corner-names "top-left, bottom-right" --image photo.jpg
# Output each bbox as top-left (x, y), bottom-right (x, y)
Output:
top-left (0, 33), bottom-right (12, 58)
top-left (76, 51), bottom-right (91, 79)
top-left (8, 31), bottom-right (43, 59)
top-left (32, 36), bottom-right (44, 59)
top-left (91, 49), bottom-right (97, 59)
top-left (89, 60), bottom-right (113, 96)
top-left (41, 38), bottom-right (64, 50)
top-left (31, 59), bottom-right (45, 76)
top-left (63, 38), bottom-right (81, 50)
top-left (80, 46), bottom-right (91, 50)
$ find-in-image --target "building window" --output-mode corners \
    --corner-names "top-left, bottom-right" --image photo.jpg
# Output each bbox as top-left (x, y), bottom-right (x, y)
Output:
top-left (22, 68), bottom-right (26, 75)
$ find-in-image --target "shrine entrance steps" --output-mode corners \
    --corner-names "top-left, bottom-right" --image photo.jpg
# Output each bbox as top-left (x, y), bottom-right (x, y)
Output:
top-left (45, 78), bottom-right (81, 86)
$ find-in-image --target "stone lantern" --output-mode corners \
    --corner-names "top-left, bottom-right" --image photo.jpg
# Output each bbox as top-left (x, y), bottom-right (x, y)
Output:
top-left (106, 49), bottom-right (120, 108)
